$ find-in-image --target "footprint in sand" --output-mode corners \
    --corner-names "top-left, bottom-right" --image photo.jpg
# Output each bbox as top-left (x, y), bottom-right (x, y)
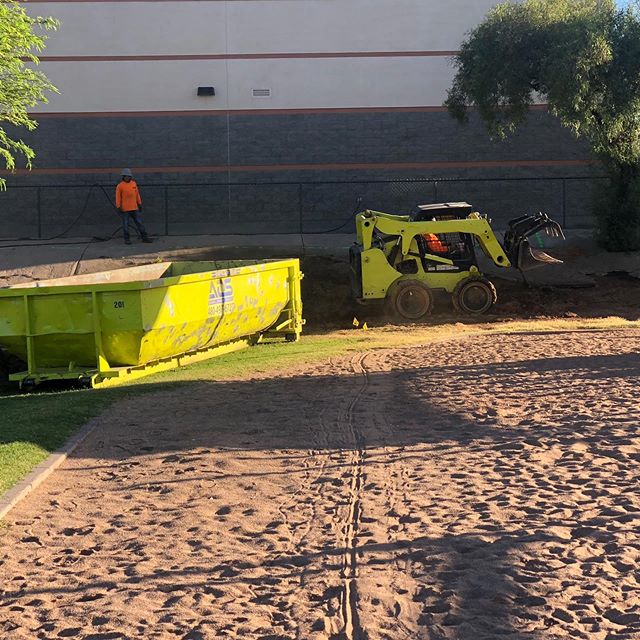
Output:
top-left (162, 595), bottom-right (182, 608)
top-left (77, 593), bottom-right (105, 603)
top-left (61, 525), bottom-right (95, 536)
top-left (56, 628), bottom-right (82, 637)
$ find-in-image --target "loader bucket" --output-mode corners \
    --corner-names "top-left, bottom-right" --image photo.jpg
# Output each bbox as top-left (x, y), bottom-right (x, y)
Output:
top-left (503, 213), bottom-right (565, 272)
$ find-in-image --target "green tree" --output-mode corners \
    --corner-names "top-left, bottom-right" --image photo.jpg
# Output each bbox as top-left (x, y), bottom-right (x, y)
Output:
top-left (0, 0), bottom-right (57, 189)
top-left (446, 0), bottom-right (640, 251)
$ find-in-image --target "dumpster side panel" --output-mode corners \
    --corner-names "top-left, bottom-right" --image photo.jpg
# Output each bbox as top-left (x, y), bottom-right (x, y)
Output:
top-left (205, 266), bottom-right (290, 344)
top-left (34, 334), bottom-right (96, 368)
top-left (30, 293), bottom-right (95, 368)
top-left (32, 292), bottom-right (96, 368)
top-left (98, 291), bottom-right (144, 367)
top-left (0, 289), bottom-right (144, 369)
top-left (0, 298), bottom-right (25, 334)
top-left (138, 265), bottom-right (291, 363)
top-left (139, 278), bottom-right (212, 362)
top-left (0, 298), bottom-right (27, 361)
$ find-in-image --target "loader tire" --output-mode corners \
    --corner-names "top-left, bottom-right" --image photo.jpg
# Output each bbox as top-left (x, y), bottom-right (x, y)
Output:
top-left (452, 277), bottom-right (497, 314)
top-left (387, 279), bottom-right (434, 321)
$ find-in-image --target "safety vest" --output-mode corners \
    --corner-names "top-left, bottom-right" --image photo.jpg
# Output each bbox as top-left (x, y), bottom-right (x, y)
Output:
top-left (116, 180), bottom-right (142, 212)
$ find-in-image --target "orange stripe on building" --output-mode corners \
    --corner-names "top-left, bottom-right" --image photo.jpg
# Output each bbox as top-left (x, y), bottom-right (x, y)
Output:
top-left (36, 51), bottom-right (460, 62)
top-left (29, 105), bottom-right (550, 118)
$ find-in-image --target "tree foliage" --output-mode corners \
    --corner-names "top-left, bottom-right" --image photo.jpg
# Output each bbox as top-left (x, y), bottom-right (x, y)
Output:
top-left (446, 0), bottom-right (640, 250)
top-left (0, 0), bottom-right (57, 189)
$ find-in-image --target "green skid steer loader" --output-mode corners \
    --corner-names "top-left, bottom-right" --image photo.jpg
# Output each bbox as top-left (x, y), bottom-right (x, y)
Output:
top-left (349, 202), bottom-right (564, 320)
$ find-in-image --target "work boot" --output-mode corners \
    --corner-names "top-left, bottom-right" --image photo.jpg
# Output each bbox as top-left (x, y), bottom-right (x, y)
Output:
top-left (142, 236), bottom-right (153, 243)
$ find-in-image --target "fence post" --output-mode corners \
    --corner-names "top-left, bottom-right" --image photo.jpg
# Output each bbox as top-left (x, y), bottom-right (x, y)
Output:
top-left (37, 187), bottom-right (42, 239)
top-left (562, 179), bottom-right (567, 228)
top-left (433, 180), bottom-right (439, 203)
top-left (298, 183), bottom-right (304, 235)
top-left (164, 186), bottom-right (169, 236)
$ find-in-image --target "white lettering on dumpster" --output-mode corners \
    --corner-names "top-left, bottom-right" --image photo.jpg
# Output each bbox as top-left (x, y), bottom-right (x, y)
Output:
top-left (208, 278), bottom-right (235, 315)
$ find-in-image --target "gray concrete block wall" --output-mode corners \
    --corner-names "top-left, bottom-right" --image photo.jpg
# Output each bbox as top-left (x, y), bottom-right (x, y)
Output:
top-left (11, 115), bottom-right (230, 168)
top-left (0, 110), bottom-right (602, 239)
top-left (230, 110), bottom-right (590, 166)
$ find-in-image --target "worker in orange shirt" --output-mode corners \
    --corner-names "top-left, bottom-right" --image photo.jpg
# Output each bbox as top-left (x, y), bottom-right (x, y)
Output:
top-left (115, 168), bottom-right (151, 245)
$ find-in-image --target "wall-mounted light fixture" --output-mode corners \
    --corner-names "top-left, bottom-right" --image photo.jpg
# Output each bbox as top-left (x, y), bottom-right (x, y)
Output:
top-left (197, 86), bottom-right (215, 96)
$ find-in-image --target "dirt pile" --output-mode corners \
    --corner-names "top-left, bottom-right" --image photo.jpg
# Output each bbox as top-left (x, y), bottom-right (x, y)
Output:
top-left (300, 255), bottom-right (640, 329)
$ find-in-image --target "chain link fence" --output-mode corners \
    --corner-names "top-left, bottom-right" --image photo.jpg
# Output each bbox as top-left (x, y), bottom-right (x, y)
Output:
top-left (0, 176), bottom-right (606, 240)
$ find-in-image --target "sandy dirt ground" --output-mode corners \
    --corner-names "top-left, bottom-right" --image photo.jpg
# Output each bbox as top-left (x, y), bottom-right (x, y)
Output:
top-left (1, 330), bottom-right (640, 639)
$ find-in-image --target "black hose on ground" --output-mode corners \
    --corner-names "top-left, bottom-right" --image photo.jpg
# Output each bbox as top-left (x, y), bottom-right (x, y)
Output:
top-left (0, 183), bottom-right (125, 249)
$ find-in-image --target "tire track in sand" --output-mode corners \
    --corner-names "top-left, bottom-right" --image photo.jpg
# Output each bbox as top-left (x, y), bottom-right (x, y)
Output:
top-left (335, 352), bottom-right (370, 640)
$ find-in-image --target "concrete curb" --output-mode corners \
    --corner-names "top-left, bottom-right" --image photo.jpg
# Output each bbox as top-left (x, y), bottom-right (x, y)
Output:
top-left (0, 419), bottom-right (100, 521)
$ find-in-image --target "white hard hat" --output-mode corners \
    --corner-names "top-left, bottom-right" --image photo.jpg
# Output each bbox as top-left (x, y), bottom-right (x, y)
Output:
top-left (121, 168), bottom-right (133, 177)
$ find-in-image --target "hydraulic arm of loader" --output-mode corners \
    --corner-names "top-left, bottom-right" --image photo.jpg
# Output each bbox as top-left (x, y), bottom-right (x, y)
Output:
top-left (355, 210), bottom-right (512, 268)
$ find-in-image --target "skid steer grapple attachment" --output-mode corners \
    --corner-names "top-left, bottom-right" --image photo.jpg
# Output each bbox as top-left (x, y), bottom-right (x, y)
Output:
top-left (503, 213), bottom-right (565, 272)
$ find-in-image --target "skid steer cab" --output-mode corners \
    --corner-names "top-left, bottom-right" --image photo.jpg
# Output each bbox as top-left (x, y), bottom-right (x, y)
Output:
top-left (349, 202), bottom-right (564, 320)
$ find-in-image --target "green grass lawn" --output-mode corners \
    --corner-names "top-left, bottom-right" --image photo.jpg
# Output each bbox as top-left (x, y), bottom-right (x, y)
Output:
top-left (0, 390), bottom-right (118, 494)
top-left (1, 317), bottom-right (638, 497)
top-left (0, 333), bottom-right (369, 495)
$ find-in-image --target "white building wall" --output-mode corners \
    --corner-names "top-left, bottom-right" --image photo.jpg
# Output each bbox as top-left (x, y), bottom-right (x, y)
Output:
top-left (32, 3), bottom-right (229, 56)
top-left (226, 0), bottom-right (488, 53)
top-left (27, 0), bottom-right (499, 113)
top-left (35, 57), bottom-right (455, 112)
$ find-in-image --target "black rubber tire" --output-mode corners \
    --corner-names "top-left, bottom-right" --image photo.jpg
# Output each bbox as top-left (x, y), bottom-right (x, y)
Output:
top-left (20, 379), bottom-right (36, 394)
top-left (387, 279), bottom-right (434, 321)
top-left (79, 376), bottom-right (94, 389)
top-left (0, 347), bottom-right (25, 383)
top-left (452, 277), bottom-right (497, 314)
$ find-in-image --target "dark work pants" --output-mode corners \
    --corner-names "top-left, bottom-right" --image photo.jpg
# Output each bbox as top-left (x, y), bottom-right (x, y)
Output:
top-left (121, 210), bottom-right (148, 240)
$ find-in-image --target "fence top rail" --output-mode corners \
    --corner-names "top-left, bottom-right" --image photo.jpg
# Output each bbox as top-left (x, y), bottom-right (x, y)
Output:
top-left (0, 176), bottom-right (608, 190)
